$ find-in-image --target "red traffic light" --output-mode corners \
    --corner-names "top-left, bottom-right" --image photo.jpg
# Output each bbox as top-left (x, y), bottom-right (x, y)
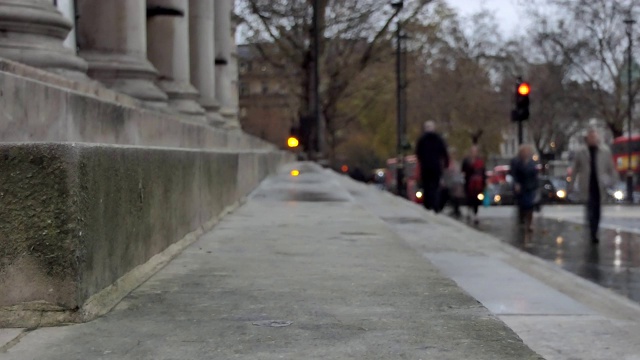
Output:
top-left (518, 83), bottom-right (530, 96)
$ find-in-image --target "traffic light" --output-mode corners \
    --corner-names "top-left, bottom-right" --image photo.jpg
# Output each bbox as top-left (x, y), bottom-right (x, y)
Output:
top-left (287, 127), bottom-right (300, 149)
top-left (511, 81), bottom-right (530, 122)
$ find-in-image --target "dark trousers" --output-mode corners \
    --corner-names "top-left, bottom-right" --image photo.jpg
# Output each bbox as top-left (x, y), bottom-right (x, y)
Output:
top-left (422, 176), bottom-right (441, 212)
top-left (438, 188), bottom-right (461, 215)
top-left (587, 190), bottom-right (601, 238)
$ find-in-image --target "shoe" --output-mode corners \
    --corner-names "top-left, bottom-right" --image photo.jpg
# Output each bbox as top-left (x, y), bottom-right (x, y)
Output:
top-left (590, 233), bottom-right (599, 244)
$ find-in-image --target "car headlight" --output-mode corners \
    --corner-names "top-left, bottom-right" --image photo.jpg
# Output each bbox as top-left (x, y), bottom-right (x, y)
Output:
top-left (614, 190), bottom-right (624, 200)
top-left (416, 191), bottom-right (423, 199)
top-left (494, 195), bottom-right (501, 203)
top-left (556, 190), bottom-right (566, 199)
top-left (477, 193), bottom-right (485, 201)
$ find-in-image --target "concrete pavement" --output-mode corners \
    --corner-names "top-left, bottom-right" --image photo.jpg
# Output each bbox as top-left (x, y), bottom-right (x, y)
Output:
top-left (3, 162), bottom-right (640, 359)
top-left (340, 177), bottom-right (640, 360)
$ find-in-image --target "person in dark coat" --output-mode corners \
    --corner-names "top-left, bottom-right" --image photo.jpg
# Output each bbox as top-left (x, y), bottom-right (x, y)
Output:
top-left (511, 144), bottom-right (539, 232)
top-left (415, 121), bottom-right (449, 212)
top-left (461, 145), bottom-right (486, 224)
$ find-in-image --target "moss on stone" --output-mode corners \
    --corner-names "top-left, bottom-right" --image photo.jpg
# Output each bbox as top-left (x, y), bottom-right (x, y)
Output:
top-left (0, 145), bottom-right (79, 280)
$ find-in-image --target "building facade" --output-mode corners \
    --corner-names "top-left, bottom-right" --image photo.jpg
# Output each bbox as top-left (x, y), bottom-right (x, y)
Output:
top-left (237, 44), bottom-right (299, 149)
top-left (0, 0), bottom-right (239, 127)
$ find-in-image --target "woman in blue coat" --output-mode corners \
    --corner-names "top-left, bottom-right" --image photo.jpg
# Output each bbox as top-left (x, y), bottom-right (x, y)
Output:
top-left (511, 144), bottom-right (539, 232)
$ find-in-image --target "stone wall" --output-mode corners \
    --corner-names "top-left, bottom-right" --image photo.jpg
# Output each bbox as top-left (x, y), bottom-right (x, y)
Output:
top-left (0, 65), bottom-right (267, 150)
top-left (0, 143), bottom-right (291, 327)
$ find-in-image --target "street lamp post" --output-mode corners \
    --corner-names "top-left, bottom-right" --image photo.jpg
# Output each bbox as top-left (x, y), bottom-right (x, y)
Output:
top-left (391, 1), bottom-right (405, 197)
top-left (313, 0), bottom-right (325, 160)
top-left (625, 18), bottom-right (635, 203)
top-left (311, 0), bottom-right (324, 160)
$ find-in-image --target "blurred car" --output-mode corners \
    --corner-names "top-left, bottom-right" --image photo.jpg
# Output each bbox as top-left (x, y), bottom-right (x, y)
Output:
top-left (373, 168), bottom-right (386, 190)
top-left (487, 182), bottom-right (515, 206)
top-left (539, 176), bottom-right (571, 204)
top-left (607, 181), bottom-right (628, 203)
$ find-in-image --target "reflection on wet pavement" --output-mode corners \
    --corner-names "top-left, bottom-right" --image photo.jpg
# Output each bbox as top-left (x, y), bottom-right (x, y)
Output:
top-left (480, 214), bottom-right (640, 304)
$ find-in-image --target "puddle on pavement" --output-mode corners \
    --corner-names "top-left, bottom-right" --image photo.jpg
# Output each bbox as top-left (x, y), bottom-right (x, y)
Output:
top-left (381, 216), bottom-right (428, 225)
top-left (480, 216), bottom-right (640, 304)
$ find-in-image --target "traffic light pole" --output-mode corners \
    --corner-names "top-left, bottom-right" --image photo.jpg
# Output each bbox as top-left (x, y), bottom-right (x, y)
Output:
top-left (513, 78), bottom-right (529, 146)
top-left (518, 121), bottom-right (523, 146)
top-left (313, 0), bottom-right (324, 160)
top-left (625, 18), bottom-right (635, 203)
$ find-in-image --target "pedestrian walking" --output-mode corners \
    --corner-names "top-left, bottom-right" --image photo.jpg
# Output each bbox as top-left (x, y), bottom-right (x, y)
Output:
top-left (461, 145), bottom-right (486, 224)
top-left (415, 121), bottom-right (449, 212)
top-left (439, 148), bottom-right (463, 217)
top-left (511, 144), bottom-right (539, 232)
top-left (571, 128), bottom-right (619, 243)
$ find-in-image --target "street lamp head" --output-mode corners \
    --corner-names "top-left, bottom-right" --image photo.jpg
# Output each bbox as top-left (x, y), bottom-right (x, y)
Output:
top-left (391, 1), bottom-right (404, 10)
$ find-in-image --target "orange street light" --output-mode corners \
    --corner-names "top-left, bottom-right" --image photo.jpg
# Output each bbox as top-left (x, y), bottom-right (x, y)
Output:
top-left (287, 136), bottom-right (300, 148)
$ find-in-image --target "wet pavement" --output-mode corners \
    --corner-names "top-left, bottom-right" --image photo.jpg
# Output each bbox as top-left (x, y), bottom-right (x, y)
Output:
top-left (476, 207), bottom-right (640, 304)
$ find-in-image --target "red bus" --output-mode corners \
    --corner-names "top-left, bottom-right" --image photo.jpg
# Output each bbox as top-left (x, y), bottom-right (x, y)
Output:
top-left (488, 165), bottom-right (510, 184)
top-left (611, 135), bottom-right (640, 191)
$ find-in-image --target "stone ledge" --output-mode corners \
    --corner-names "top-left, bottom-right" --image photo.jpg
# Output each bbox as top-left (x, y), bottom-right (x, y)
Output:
top-left (0, 58), bottom-right (269, 151)
top-left (0, 58), bottom-right (138, 107)
top-left (0, 143), bottom-right (293, 327)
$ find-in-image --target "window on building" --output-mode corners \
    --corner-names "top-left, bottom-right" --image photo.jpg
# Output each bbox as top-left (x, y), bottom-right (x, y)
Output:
top-left (240, 82), bottom-right (249, 96)
top-left (262, 82), bottom-right (269, 95)
top-left (239, 62), bottom-right (248, 74)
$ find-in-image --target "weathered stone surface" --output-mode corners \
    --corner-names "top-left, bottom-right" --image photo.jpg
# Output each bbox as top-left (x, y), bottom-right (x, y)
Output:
top-left (0, 69), bottom-right (270, 150)
top-left (0, 0), bottom-right (88, 80)
top-left (188, 0), bottom-right (220, 116)
top-left (147, 0), bottom-right (205, 117)
top-left (76, 0), bottom-right (168, 105)
top-left (0, 145), bottom-right (80, 309)
top-left (0, 143), bottom-right (291, 327)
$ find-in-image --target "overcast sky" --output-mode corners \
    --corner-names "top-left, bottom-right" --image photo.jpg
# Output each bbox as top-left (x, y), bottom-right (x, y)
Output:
top-left (446, 0), bottom-right (521, 35)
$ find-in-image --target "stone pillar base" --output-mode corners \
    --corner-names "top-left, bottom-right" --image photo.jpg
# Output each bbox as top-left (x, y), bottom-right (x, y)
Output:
top-left (0, 0), bottom-right (88, 79)
top-left (198, 97), bottom-right (224, 127)
top-left (159, 80), bottom-right (206, 117)
top-left (81, 52), bottom-right (167, 106)
top-left (220, 107), bottom-right (240, 129)
top-left (207, 113), bottom-right (227, 128)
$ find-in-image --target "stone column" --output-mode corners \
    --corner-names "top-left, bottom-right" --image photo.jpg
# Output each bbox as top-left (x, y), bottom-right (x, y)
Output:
top-left (214, 0), bottom-right (238, 126)
top-left (76, 0), bottom-right (167, 106)
top-left (188, 0), bottom-right (224, 126)
top-left (147, 0), bottom-right (205, 117)
top-left (228, 0), bottom-right (240, 128)
top-left (0, 0), bottom-right (87, 78)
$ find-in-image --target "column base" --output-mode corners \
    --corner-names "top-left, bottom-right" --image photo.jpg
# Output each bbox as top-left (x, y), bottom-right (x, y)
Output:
top-left (220, 107), bottom-right (240, 129)
top-left (159, 80), bottom-right (206, 117)
top-left (206, 113), bottom-right (227, 128)
top-left (198, 97), bottom-right (225, 127)
top-left (0, 1), bottom-right (88, 78)
top-left (80, 52), bottom-right (168, 105)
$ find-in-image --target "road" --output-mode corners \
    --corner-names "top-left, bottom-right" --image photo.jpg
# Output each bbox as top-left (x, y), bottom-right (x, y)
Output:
top-left (473, 204), bottom-right (640, 303)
